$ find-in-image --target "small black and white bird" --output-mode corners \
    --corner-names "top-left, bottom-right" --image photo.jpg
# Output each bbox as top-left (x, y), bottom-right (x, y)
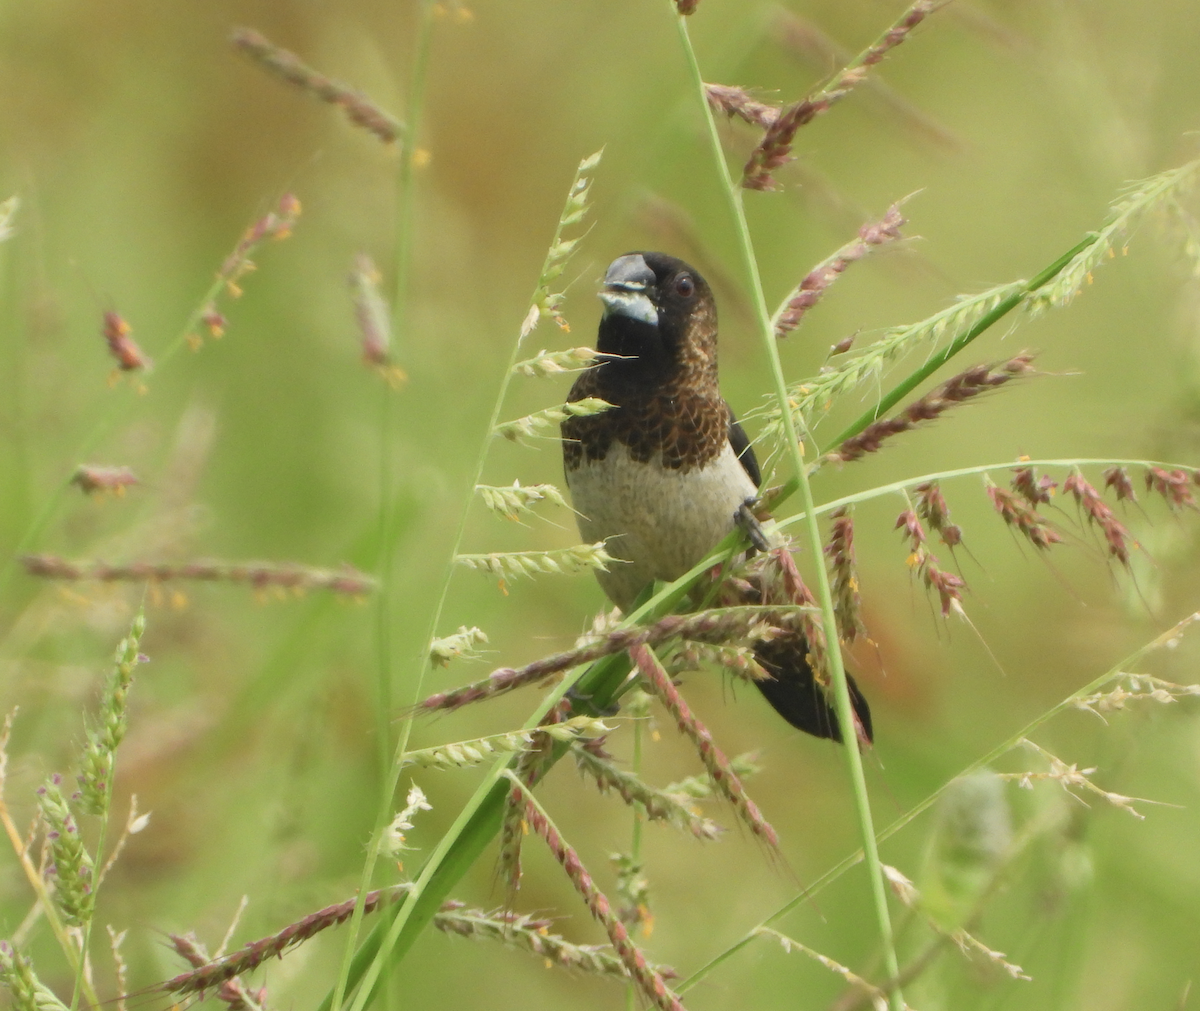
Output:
top-left (561, 251), bottom-right (872, 744)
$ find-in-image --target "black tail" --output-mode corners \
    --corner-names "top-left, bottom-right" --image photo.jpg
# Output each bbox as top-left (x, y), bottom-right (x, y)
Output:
top-left (752, 633), bottom-right (874, 745)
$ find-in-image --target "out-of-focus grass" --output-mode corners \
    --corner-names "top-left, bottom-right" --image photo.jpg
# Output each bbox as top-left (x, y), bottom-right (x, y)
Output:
top-left (1, 2), bottom-right (1199, 1009)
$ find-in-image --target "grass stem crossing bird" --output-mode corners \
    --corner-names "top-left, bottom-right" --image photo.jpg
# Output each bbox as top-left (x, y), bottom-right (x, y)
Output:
top-left (561, 251), bottom-right (872, 744)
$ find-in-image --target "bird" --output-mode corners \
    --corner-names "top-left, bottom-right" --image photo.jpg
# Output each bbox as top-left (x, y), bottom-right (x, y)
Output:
top-left (561, 251), bottom-right (872, 744)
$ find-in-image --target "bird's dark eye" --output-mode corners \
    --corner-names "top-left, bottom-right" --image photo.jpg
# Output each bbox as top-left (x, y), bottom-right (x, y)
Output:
top-left (675, 274), bottom-right (695, 298)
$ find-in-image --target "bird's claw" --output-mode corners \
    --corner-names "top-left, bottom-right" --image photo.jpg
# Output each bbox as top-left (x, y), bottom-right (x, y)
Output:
top-left (736, 499), bottom-right (772, 553)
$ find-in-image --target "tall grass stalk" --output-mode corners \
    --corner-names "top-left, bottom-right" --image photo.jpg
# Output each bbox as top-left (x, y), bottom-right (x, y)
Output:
top-left (68, 612), bottom-right (144, 1011)
top-left (332, 3), bottom-right (438, 1009)
top-left (672, 9), bottom-right (904, 1007)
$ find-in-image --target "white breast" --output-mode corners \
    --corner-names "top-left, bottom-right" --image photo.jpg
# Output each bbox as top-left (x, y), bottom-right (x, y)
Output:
top-left (566, 442), bottom-right (758, 611)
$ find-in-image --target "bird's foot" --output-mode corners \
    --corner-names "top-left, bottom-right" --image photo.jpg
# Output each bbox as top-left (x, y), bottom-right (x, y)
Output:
top-left (736, 499), bottom-right (772, 553)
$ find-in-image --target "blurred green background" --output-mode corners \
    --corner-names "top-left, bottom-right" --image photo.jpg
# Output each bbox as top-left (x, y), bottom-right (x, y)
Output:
top-left (1, 1), bottom-right (1199, 1009)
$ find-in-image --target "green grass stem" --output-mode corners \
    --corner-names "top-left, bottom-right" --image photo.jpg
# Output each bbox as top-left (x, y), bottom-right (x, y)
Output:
top-left (672, 9), bottom-right (903, 1007)
top-left (329, 4), bottom-right (438, 1010)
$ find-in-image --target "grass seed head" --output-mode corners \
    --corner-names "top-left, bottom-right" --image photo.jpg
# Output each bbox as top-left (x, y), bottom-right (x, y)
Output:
top-left (1063, 469), bottom-right (1135, 566)
top-left (914, 482), bottom-right (962, 547)
top-left (1102, 465), bottom-right (1137, 501)
top-left (774, 202), bottom-right (907, 337)
top-left (985, 478), bottom-right (1063, 552)
top-left (71, 465), bottom-right (139, 496)
top-left (37, 775), bottom-right (96, 926)
top-left (1011, 465), bottom-right (1057, 506)
top-left (0, 944), bottom-right (68, 1011)
top-left (703, 83), bottom-right (780, 128)
top-left (1145, 465), bottom-right (1197, 511)
top-left (231, 28), bottom-right (404, 144)
top-left (103, 312), bottom-right (151, 373)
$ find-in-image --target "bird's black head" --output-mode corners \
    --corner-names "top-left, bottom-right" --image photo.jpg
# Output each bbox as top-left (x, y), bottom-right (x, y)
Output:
top-left (595, 251), bottom-right (717, 389)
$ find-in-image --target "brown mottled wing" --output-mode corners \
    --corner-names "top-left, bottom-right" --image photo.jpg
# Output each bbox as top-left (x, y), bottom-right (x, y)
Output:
top-left (727, 407), bottom-right (761, 488)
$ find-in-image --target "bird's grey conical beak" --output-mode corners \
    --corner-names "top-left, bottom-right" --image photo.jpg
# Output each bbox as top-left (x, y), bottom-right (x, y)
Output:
top-left (599, 254), bottom-right (658, 324)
